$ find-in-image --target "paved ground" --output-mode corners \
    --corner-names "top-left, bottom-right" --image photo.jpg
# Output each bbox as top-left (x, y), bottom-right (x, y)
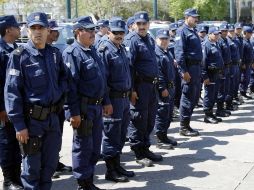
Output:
top-left (1, 98), bottom-right (254, 190)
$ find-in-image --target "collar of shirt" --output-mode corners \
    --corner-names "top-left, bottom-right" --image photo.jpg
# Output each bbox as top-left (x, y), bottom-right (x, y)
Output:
top-left (107, 39), bottom-right (121, 52)
top-left (24, 40), bottom-right (48, 56)
top-left (0, 38), bottom-right (15, 51)
top-left (74, 40), bottom-right (91, 51)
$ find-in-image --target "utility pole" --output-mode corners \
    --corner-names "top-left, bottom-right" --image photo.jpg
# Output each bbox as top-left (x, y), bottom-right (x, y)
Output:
top-left (229, 0), bottom-right (236, 23)
top-left (66, 0), bottom-right (71, 19)
top-left (153, 0), bottom-right (158, 20)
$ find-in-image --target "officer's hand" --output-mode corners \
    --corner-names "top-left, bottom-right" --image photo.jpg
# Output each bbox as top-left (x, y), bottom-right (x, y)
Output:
top-left (161, 89), bottom-right (169, 97)
top-left (241, 64), bottom-right (246, 70)
top-left (203, 78), bottom-right (210, 86)
top-left (16, 128), bottom-right (29, 144)
top-left (182, 72), bottom-right (191, 82)
top-left (103, 104), bottom-right (113, 116)
top-left (70, 115), bottom-right (81, 128)
top-left (0, 111), bottom-right (9, 125)
top-left (252, 63), bottom-right (254, 69)
top-left (130, 91), bottom-right (139, 105)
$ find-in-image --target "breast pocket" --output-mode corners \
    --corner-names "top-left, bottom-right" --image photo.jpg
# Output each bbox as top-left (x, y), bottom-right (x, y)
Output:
top-left (25, 63), bottom-right (47, 93)
top-left (83, 60), bottom-right (98, 80)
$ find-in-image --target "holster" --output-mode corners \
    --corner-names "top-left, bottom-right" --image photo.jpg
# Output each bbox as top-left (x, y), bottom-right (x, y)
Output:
top-left (19, 136), bottom-right (42, 156)
top-left (74, 115), bottom-right (93, 137)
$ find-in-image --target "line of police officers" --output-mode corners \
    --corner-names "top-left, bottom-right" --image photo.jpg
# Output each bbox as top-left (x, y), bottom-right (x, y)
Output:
top-left (0, 7), bottom-right (254, 190)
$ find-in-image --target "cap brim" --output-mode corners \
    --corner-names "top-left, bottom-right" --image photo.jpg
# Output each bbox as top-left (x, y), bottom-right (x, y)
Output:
top-left (156, 35), bottom-right (169, 39)
top-left (50, 26), bottom-right (63, 31)
top-left (186, 14), bottom-right (199, 17)
top-left (83, 23), bottom-right (96, 29)
top-left (28, 22), bottom-right (47, 27)
top-left (135, 19), bottom-right (148, 23)
top-left (110, 27), bottom-right (125, 32)
top-left (210, 31), bottom-right (220, 35)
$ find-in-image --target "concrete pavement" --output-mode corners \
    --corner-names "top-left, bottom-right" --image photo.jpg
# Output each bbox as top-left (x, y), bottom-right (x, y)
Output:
top-left (1, 98), bottom-right (254, 190)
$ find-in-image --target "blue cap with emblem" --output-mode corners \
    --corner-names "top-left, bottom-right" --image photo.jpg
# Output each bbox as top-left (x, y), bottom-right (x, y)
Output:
top-left (243, 26), bottom-right (252, 33)
top-left (97, 19), bottom-right (109, 27)
top-left (228, 24), bottom-right (235, 31)
top-left (27, 12), bottom-right (49, 27)
top-left (48, 20), bottom-right (62, 31)
top-left (234, 22), bottom-right (243, 29)
top-left (156, 29), bottom-right (169, 39)
top-left (109, 18), bottom-right (126, 32)
top-left (134, 11), bottom-right (149, 23)
top-left (169, 23), bottom-right (178, 31)
top-left (208, 27), bottom-right (220, 35)
top-left (177, 19), bottom-right (184, 27)
top-left (73, 16), bottom-right (96, 30)
top-left (184, 8), bottom-right (199, 17)
top-left (197, 25), bottom-right (207, 33)
top-left (219, 24), bottom-right (228, 31)
top-left (0, 15), bottom-right (20, 28)
top-left (126, 16), bottom-right (135, 28)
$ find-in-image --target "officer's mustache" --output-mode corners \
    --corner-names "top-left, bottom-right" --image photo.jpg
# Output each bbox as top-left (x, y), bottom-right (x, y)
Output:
top-left (116, 37), bottom-right (122, 40)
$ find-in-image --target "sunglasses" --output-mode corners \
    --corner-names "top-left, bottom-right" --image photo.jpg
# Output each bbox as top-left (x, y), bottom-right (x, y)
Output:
top-left (112, 31), bottom-right (125, 35)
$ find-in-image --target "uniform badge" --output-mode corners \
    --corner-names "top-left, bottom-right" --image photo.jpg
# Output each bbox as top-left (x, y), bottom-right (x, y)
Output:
top-left (125, 47), bottom-right (130, 51)
top-left (163, 31), bottom-right (167, 35)
top-left (34, 15), bottom-right (40, 21)
top-left (140, 14), bottom-right (144, 19)
top-left (66, 62), bottom-right (71, 68)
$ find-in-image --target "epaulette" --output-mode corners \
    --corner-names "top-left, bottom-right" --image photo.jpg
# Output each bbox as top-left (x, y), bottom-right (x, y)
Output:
top-left (13, 46), bottom-right (24, 55)
top-left (98, 44), bottom-right (107, 53)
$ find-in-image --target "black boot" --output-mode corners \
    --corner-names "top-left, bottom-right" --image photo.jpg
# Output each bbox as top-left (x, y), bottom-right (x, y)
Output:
top-left (216, 102), bottom-right (230, 117)
top-left (12, 165), bottom-right (23, 188)
top-left (2, 167), bottom-right (23, 190)
top-left (77, 177), bottom-right (105, 190)
top-left (241, 92), bottom-right (252, 99)
top-left (132, 147), bottom-right (153, 167)
top-left (204, 110), bottom-right (218, 124)
top-left (156, 132), bottom-right (177, 147)
top-left (179, 120), bottom-right (199, 137)
top-left (226, 100), bottom-right (238, 111)
top-left (142, 147), bottom-right (163, 162)
top-left (114, 155), bottom-right (135, 177)
top-left (105, 158), bottom-right (128, 182)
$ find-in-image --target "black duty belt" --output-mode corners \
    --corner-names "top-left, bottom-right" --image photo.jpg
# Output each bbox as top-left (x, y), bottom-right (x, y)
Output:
top-left (109, 90), bottom-right (130, 99)
top-left (224, 63), bottom-right (231, 68)
top-left (137, 75), bottom-right (158, 84)
top-left (25, 101), bottom-right (63, 121)
top-left (167, 81), bottom-right (174, 88)
top-left (207, 66), bottom-right (222, 74)
top-left (87, 97), bottom-right (103, 105)
top-left (186, 59), bottom-right (201, 66)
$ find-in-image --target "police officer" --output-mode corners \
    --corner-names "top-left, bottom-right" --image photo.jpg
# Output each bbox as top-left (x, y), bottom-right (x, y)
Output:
top-left (197, 25), bottom-right (207, 42)
top-left (95, 19), bottom-right (109, 47)
top-left (174, 8), bottom-right (202, 136)
top-left (202, 27), bottom-right (224, 124)
top-left (126, 16), bottom-right (135, 33)
top-left (154, 29), bottom-right (177, 149)
top-left (227, 25), bottom-right (242, 110)
top-left (239, 26), bottom-right (254, 99)
top-left (0, 15), bottom-right (23, 190)
top-left (99, 18), bottom-right (134, 182)
top-left (234, 22), bottom-right (244, 104)
top-left (46, 19), bottom-right (72, 179)
top-left (62, 16), bottom-right (107, 190)
top-left (249, 30), bottom-right (254, 96)
top-left (216, 24), bottom-right (233, 117)
top-left (124, 11), bottom-right (162, 167)
top-left (4, 12), bottom-right (68, 189)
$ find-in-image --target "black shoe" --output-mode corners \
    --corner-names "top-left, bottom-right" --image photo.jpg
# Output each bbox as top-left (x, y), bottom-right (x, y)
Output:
top-left (179, 126), bottom-right (199, 137)
top-left (204, 115), bottom-right (218, 124)
top-left (226, 103), bottom-right (238, 111)
top-left (105, 159), bottom-right (129, 182)
top-left (56, 161), bottom-right (72, 172)
top-left (241, 92), bottom-right (253, 99)
top-left (3, 182), bottom-right (23, 190)
top-left (157, 133), bottom-right (177, 146)
top-left (211, 114), bottom-right (222, 122)
top-left (136, 158), bottom-right (153, 167)
top-left (114, 155), bottom-right (135, 177)
top-left (156, 143), bottom-right (174, 150)
top-left (142, 148), bottom-right (163, 162)
top-left (105, 170), bottom-right (129, 182)
top-left (77, 179), bottom-right (105, 190)
top-left (216, 110), bottom-right (230, 117)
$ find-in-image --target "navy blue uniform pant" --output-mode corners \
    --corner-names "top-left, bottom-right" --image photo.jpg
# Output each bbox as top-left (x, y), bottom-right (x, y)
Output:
top-left (0, 122), bottom-right (21, 168)
top-left (179, 65), bottom-right (201, 122)
top-left (239, 65), bottom-right (251, 93)
top-left (203, 77), bottom-right (219, 111)
top-left (224, 67), bottom-right (231, 103)
top-left (21, 114), bottom-right (61, 190)
top-left (102, 98), bottom-right (130, 159)
top-left (129, 82), bottom-right (157, 149)
top-left (230, 64), bottom-right (240, 99)
top-left (155, 88), bottom-right (175, 134)
top-left (249, 67), bottom-right (254, 92)
top-left (72, 105), bottom-right (103, 180)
